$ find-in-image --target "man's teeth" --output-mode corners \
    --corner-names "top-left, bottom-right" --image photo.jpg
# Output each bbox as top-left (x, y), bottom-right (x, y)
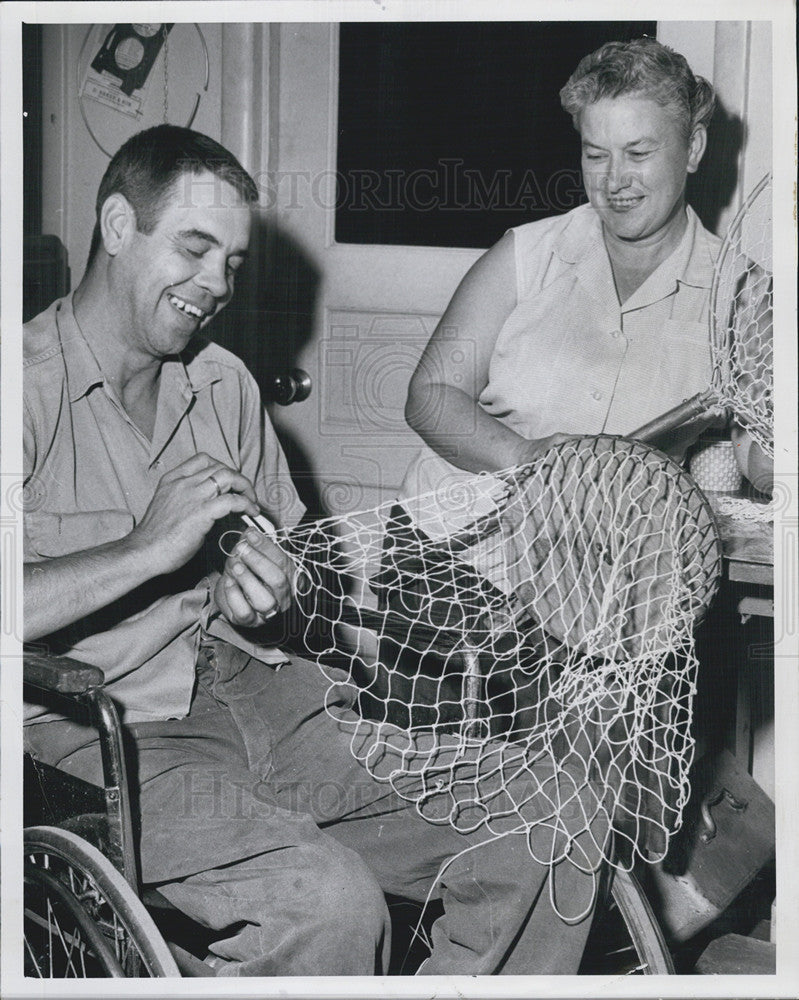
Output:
top-left (168, 294), bottom-right (206, 319)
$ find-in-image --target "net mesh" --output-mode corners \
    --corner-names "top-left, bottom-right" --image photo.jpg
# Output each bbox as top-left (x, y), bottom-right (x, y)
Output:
top-left (711, 173), bottom-right (773, 457)
top-left (266, 437), bottom-right (721, 873)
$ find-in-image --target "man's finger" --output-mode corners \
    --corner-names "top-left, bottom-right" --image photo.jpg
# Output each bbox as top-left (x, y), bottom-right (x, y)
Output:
top-left (208, 492), bottom-right (260, 520)
top-left (207, 467), bottom-right (259, 505)
top-left (233, 535), bottom-right (292, 610)
top-left (227, 557), bottom-right (279, 617)
top-left (187, 464), bottom-right (258, 505)
top-left (162, 452), bottom-right (217, 480)
top-left (223, 574), bottom-right (267, 625)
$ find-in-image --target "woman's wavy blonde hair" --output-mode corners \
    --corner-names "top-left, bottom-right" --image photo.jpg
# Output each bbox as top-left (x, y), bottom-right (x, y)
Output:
top-left (560, 37), bottom-right (715, 140)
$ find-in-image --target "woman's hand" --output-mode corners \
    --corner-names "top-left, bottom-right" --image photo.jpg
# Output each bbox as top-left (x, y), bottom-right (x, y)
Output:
top-left (731, 425), bottom-right (773, 496)
top-left (513, 433), bottom-right (576, 467)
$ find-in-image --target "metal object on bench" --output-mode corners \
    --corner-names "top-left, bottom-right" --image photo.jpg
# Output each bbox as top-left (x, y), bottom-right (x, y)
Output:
top-left (649, 749), bottom-right (775, 944)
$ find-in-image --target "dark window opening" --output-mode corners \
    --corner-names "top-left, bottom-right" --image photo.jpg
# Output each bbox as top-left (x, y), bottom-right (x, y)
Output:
top-left (23, 22), bottom-right (43, 237)
top-left (336, 21), bottom-right (656, 248)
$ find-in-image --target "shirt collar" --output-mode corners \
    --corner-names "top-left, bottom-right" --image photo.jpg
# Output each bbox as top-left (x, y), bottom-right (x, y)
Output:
top-left (552, 203), bottom-right (605, 266)
top-left (552, 202), bottom-right (717, 300)
top-left (675, 204), bottom-right (718, 290)
top-left (56, 292), bottom-right (223, 402)
top-left (54, 293), bottom-right (105, 403)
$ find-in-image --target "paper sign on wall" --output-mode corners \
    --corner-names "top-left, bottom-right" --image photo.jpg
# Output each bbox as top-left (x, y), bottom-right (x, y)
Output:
top-left (80, 24), bottom-right (173, 119)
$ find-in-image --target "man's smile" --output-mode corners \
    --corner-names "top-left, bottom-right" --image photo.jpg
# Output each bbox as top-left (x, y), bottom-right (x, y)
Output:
top-left (167, 292), bottom-right (210, 321)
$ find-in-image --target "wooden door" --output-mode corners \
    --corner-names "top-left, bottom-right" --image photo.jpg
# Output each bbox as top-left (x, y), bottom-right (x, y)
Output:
top-left (266, 22), bottom-right (481, 517)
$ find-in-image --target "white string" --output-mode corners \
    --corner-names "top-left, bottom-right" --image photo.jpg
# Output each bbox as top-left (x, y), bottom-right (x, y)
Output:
top-left (409, 830), bottom-right (524, 973)
top-left (548, 861), bottom-right (599, 927)
top-left (235, 437), bottom-right (721, 888)
top-left (716, 495), bottom-right (774, 522)
top-left (710, 174), bottom-right (773, 457)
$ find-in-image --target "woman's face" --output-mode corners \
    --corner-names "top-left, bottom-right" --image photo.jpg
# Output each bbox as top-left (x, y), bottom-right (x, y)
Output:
top-left (578, 94), bottom-right (706, 245)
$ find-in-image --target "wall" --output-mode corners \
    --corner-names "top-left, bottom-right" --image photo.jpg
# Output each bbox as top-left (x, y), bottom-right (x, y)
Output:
top-left (40, 23), bottom-right (225, 279)
top-left (39, 20), bottom-right (772, 274)
top-left (659, 20), bottom-right (772, 234)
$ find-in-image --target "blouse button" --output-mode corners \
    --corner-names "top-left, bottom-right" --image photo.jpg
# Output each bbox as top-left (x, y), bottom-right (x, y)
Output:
top-left (591, 390), bottom-right (603, 401)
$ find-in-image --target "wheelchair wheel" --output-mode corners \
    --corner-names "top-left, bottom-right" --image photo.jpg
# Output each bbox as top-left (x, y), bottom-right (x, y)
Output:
top-left (579, 867), bottom-right (674, 975)
top-left (24, 826), bottom-right (179, 978)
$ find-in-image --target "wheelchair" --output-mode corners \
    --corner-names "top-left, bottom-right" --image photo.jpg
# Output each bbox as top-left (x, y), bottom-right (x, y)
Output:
top-left (23, 648), bottom-right (674, 978)
top-left (24, 652), bottom-right (183, 978)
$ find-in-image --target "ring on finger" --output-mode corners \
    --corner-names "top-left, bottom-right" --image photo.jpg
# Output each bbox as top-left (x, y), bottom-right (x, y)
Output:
top-left (208, 472), bottom-right (223, 497)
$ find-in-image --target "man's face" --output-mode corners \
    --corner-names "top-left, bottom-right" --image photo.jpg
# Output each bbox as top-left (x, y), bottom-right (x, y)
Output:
top-left (579, 95), bottom-right (704, 245)
top-left (114, 170), bottom-right (252, 360)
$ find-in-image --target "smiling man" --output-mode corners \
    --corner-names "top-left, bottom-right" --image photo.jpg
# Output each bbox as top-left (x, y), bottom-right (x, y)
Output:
top-left (24, 126), bottom-right (605, 978)
top-left (24, 127), bottom-right (297, 646)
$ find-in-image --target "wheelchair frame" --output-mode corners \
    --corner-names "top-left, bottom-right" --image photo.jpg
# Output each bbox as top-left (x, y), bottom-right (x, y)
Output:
top-left (23, 652), bottom-right (180, 978)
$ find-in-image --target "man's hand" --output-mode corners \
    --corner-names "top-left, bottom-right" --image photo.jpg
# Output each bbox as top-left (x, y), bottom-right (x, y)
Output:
top-left (214, 528), bottom-right (295, 628)
top-left (24, 453), bottom-right (263, 641)
top-left (130, 453), bottom-right (260, 575)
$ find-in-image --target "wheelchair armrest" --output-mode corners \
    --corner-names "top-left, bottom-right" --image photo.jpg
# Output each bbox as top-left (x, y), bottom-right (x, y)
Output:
top-left (24, 650), bottom-right (105, 695)
top-left (23, 648), bottom-right (141, 893)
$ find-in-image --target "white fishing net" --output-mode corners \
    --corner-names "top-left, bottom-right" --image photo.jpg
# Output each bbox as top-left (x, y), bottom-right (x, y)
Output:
top-left (711, 173), bottom-right (773, 458)
top-left (634, 174), bottom-right (773, 458)
top-left (262, 436), bottom-right (721, 873)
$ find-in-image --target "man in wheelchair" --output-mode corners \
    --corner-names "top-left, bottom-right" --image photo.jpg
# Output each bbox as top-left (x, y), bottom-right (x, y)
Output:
top-left (23, 125), bottom-right (609, 977)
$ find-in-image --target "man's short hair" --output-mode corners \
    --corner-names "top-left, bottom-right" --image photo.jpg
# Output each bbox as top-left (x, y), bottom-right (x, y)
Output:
top-left (559, 37), bottom-right (716, 140)
top-left (86, 125), bottom-right (259, 270)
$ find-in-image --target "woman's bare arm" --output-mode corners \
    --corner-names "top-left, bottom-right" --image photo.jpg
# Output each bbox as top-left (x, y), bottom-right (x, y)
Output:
top-left (405, 232), bottom-right (568, 472)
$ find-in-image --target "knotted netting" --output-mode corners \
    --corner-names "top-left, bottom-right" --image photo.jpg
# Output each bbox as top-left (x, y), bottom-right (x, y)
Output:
top-left (634, 174), bottom-right (773, 456)
top-left (711, 173), bottom-right (773, 457)
top-left (262, 436), bottom-right (721, 873)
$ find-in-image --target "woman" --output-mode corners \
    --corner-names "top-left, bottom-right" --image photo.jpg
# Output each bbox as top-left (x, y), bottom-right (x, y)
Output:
top-left (399, 36), bottom-right (770, 516)
top-left (367, 37), bottom-right (768, 734)
top-left (361, 40), bottom-right (770, 941)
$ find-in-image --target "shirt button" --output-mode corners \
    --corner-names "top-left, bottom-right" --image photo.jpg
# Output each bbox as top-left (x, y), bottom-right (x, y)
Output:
top-left (153, 460), bottom-right (162, 470)
top-left (591, 390), bottom-right (603, 401)
top-left (610, 329), bottom-right (620, 339)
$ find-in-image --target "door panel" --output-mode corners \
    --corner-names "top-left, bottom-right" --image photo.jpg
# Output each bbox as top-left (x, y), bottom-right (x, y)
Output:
top-left (269, 23), bottom-right (481, 514)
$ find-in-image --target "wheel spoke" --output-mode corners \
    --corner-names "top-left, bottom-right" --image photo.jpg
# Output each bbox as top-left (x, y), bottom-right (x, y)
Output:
top-left (579, 867), bottom-right (673, 975)
top-left (46, 896), bottom-right (54, 977)
top-left (24, 828), bottom-right (178, 978)
top-left (24, 930), bottom-right (44, 977)
top-left (48, 895), bottom-right (83, 977)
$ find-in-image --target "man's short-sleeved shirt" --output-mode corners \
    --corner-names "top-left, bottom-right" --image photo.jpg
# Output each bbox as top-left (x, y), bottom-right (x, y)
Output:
top-left (24, 293), bottom-right (305, 724)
